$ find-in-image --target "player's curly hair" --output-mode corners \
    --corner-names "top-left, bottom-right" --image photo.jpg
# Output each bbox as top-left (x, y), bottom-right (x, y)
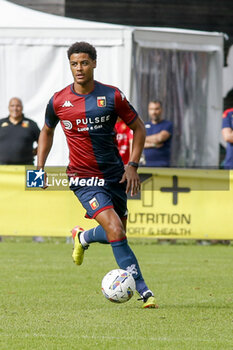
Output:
top-left (67, 42), bottom-right (97, 60)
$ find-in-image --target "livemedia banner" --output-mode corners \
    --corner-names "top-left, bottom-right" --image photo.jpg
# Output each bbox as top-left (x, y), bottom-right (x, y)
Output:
top-left (0, 166), bottom-right (232, 239)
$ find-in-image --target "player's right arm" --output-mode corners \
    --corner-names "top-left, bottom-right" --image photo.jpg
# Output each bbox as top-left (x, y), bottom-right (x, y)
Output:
top-left (37, 124), bottom-right (55, 169)
top-left (37, 97), bottom-right (59, 169)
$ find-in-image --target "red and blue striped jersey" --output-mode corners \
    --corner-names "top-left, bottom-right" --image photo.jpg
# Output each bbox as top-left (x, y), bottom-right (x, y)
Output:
top-left (45, 81), bottom-right (138, 179)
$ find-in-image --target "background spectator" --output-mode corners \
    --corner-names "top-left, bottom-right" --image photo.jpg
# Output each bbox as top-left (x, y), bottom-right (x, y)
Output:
top-left (143, 100), bottom-right (173, 167)
top-left (0, 97), bottom-right (40, 165)
top-left (0, 97), bottom-right (41, 242)
top-left (115, 117), bottom-right (133, 165)
top-left (222, 107), bottom-right (233, 169)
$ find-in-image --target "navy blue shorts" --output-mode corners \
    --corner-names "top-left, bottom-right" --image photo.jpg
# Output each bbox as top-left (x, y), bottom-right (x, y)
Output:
top-left (70, 180), bottom-right (127, 219)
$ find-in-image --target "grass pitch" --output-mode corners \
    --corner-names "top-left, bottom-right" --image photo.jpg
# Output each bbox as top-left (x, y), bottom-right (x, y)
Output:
top-left (0, 238), bottom-right (232, 350)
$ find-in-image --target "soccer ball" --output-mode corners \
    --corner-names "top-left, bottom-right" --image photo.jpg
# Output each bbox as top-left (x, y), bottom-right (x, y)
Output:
top-left (101, 269), bottom-right (136, 303)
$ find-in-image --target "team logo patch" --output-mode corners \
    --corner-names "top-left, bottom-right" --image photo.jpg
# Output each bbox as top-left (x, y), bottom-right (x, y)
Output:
top-left (1, 122), bottom-right (9, 127)
top-left (22, 121), bottom-right (29, 128)
top-left (97, 96), bottom-right (106, 107)
top-left (89, 197), bottom-right (99, 210)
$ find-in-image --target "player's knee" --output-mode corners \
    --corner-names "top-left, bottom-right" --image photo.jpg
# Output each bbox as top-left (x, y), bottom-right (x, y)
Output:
top-left (106, 221), bottom-right (125, 241)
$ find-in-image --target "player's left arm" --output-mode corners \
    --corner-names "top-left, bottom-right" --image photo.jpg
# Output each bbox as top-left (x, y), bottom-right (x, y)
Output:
top-left (120, 117), bottom-right (145, 196)
top-left (114, 88), bottom-right (145, 195)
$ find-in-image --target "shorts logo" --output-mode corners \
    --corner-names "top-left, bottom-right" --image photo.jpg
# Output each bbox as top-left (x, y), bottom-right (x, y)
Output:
top-left (26, 169), bottom-right (45, 187)
top-left (89, 197), bottom-right (99, 210)
top-left (97, 96), bottom-right (106, 107)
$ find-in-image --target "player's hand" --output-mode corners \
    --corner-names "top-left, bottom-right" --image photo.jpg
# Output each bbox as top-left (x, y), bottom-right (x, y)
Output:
top-left (119, 165), bottom-right (140, 196)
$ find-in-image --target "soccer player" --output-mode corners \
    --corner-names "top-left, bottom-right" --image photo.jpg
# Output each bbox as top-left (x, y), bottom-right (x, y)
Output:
top-left (37, 42), bottom-right (157, 308)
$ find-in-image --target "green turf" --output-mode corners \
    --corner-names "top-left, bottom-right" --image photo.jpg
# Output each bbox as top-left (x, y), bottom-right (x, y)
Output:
top-left (0, 239), bottom-right (232, 350)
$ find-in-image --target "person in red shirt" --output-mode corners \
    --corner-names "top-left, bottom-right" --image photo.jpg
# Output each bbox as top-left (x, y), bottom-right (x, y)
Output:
top-left (115, 118), bottom-right (133, 165)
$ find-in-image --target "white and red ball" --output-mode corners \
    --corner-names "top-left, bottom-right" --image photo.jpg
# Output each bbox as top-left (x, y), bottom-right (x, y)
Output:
top-left (101, 269), bottom-right (136, 303)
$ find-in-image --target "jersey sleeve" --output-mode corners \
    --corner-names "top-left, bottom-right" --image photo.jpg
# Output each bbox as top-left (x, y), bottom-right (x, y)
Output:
top-left (222, 110), bottom-right (231, 129)
top-left (114, 89), bottom-right (138, 125)
top-left (45, 97), bottom-right (59, 128)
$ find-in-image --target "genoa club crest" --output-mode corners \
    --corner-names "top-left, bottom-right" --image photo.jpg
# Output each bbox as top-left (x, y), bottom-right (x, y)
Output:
top-left (89, 197), bottom-right (99, 210)
top-left (97, 96), bottom-right (106, 107)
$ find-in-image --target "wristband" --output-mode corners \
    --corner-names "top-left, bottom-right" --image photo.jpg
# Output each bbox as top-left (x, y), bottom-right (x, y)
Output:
top-left (128, 161), bottom-right (139, 169)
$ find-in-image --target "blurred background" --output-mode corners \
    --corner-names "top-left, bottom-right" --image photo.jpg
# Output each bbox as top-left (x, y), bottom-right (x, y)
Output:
top-left (1, 0), bottom-right (233, 167)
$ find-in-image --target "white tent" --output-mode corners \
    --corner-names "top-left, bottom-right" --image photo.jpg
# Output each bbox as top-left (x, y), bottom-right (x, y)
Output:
top-left (0, 0), bottom-right (224, 166)
top-left (224, 45), bottom-right (233, 97)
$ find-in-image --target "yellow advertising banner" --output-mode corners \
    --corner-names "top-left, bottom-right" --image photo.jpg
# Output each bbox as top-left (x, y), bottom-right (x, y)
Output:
top-left (127, 168), bottom-right (232, 240)
top-left (0, 166), bottom-right (232, 239)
